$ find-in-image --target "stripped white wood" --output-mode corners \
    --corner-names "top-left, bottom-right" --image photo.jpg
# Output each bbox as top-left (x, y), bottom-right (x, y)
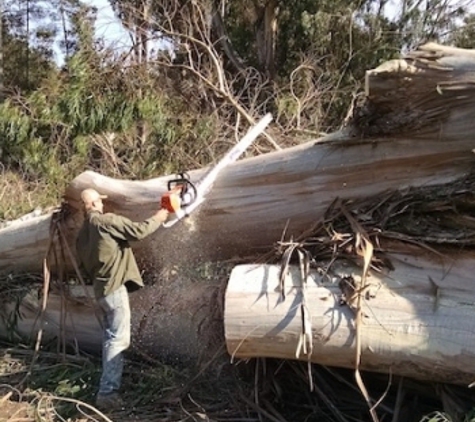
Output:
top-left (224, 251), bottom-right (475, 385)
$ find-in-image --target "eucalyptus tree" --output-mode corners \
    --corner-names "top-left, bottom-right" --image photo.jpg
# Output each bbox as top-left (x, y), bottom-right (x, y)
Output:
top-left (100, 0), bottom-right (475, 138)
top-left (446, 12), bottom-right (475, 48)
top-left (389, 0), bottom-right (473, 51)
top-left (107, 0), bottom-right (152, 65)
top-left (219, 0), bottom-right (474, 130)
top-left (0, 0), bottom-right (85, 93)
top-left (2, 0), bottom-right (54, 92)
top-left (54, 0), bottom-right (85, 60)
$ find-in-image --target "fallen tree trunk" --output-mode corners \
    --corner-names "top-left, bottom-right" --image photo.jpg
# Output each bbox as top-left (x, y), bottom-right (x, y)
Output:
top-left (224, 247), bottom-right (475, 385)
top-left (0, 214), bottom-right (53, 274)
top-left (3, 44), bottom-right (475, 272)
top-left (0, 281), bottom-right (217, 361)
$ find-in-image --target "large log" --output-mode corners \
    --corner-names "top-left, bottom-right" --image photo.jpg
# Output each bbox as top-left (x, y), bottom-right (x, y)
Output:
top-left (0, 282), bottom-right (215, 361)
top-left (3, 44), bottom-right (475, 273)
top-left (224, 248), bottom-right (475, 385)
top-left (0, 214), bottom-right (53, 274)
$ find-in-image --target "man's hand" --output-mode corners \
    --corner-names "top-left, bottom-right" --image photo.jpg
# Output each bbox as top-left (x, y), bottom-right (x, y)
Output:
top-left (155, 208), bottom-right (169, 223)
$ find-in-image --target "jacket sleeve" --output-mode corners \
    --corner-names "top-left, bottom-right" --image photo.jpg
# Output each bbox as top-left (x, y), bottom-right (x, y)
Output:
top-left (102, 213), bottom-right (163, 241)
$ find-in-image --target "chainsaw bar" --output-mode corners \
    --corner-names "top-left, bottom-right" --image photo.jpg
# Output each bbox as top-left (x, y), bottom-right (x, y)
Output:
top-left (163, 113), bottom-right (273, 228)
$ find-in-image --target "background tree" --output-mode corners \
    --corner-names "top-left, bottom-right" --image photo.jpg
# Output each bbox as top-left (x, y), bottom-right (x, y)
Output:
top-left (1, 0), bottom-right (475, 220)
top-left (447, 12), bottom-right (475, 48)
top-left (108, 0), bottom-right (152, 65)
top-left (1, 0), bottom-right (84, 93)
top-left (103, 0), bottom-right (474, 137)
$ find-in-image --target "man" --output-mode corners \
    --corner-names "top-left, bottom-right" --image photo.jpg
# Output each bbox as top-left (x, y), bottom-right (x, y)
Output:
top-left (76, 188), bottom-right (169, 409)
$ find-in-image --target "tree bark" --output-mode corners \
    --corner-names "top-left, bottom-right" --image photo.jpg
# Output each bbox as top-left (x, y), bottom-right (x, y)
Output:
top-left (255, 0), bottom-right (278, 78)
top-left (1, 131), bottom-right (474, 274)
top-left (211, 1), bottom-right (245, 72)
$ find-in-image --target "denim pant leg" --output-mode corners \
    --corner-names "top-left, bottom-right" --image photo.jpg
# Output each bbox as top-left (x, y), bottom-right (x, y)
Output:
top-left (97, 285), bottom-right (131, 394)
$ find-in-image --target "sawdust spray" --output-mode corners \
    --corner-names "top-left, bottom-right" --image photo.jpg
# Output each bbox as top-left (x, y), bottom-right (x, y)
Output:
top-left (130, 208), bottom-right (224, 365)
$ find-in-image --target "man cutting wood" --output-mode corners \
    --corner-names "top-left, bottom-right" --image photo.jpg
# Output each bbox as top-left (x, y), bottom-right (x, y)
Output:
top-left (76, 188), bottom-right (169, 410)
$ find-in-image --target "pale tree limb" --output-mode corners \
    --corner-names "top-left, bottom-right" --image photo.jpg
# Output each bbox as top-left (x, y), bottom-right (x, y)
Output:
top-left (147, 2), bottom-right (282, 151)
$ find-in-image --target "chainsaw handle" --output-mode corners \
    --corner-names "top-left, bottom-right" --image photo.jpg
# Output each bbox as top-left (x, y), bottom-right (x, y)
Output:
top-left (167, 172), bottom-right (191, 191)
top-left (180, 181), bottom-right (197, 206)
top-left (166, 172), bottom-right (197, 207)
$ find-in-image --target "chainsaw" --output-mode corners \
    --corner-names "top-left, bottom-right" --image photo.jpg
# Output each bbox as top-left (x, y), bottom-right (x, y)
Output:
top-left (160, 172), bottom-right (197, 213)
top-left (161, 113), bottom-right (273, 228)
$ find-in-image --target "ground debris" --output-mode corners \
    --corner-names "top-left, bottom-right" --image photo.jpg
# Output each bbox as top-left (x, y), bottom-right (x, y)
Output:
top-left (1, 341), bottom-right (475, 422)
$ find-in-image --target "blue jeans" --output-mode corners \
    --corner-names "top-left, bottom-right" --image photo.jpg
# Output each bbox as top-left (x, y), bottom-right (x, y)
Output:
top-left (97, 285), bottom-right (131, 395)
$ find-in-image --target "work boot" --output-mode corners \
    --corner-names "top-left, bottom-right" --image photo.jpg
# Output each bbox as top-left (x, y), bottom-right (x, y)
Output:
top-left (95, 391), bottom-right (124, 411)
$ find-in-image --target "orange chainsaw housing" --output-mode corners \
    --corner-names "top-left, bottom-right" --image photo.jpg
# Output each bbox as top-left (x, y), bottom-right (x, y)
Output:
top-left (161, 186), bottom-right (183, 213)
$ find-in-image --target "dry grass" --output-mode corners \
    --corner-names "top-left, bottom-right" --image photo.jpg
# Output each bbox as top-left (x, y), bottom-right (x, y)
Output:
top-left (0, 167), bottom-right (61, 222)
top-left (1, 343), bottom-right (474, 422)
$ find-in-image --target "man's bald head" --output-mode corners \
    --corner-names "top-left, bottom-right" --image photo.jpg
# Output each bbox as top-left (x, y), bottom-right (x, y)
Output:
top-left (81, 188), bottom-right (107, 212)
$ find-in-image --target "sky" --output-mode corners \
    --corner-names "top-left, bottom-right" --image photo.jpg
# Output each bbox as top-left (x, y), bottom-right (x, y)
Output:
top-left (80, 0), bottom-right (171, 61)
top-left (52, 0), bottom-right (129, 65)
top-left (86, 0), bottom-right (129, 45)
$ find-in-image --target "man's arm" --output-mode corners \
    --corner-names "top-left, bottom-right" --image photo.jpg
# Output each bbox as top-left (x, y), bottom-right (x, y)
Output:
top-left (103, 209), bottom-right (169, 241)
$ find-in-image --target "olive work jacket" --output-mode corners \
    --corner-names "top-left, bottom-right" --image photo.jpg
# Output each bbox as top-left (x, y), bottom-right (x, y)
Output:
top-left (76, 210), bottom-right (163, 299)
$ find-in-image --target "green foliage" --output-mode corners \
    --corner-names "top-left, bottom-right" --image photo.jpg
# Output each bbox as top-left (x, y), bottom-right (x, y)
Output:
top-left (0, 9), bottom-right (174, 180)
top-left (465, 408), bottom-right (475, 422)
top-left (1, 0), bottom-right (81, 93)
top-left (219, 1), bottom-right (397, 130)
top-left (28, 361), bottom-right (99, 403)
top-left (419, 409), bottom-right (475, 422)
top-left (0, 275), bottom-right (37, 342)
top-left (0, 5), bottom-right (183, 218)
top-left (448, 14), bottom-right (475, 49)
top-left (217, 0), bottom-right (473, 131)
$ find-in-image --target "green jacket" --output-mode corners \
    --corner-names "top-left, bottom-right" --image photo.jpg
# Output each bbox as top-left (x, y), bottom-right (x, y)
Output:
top-left (76, 210), bottom-right (163, 298)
